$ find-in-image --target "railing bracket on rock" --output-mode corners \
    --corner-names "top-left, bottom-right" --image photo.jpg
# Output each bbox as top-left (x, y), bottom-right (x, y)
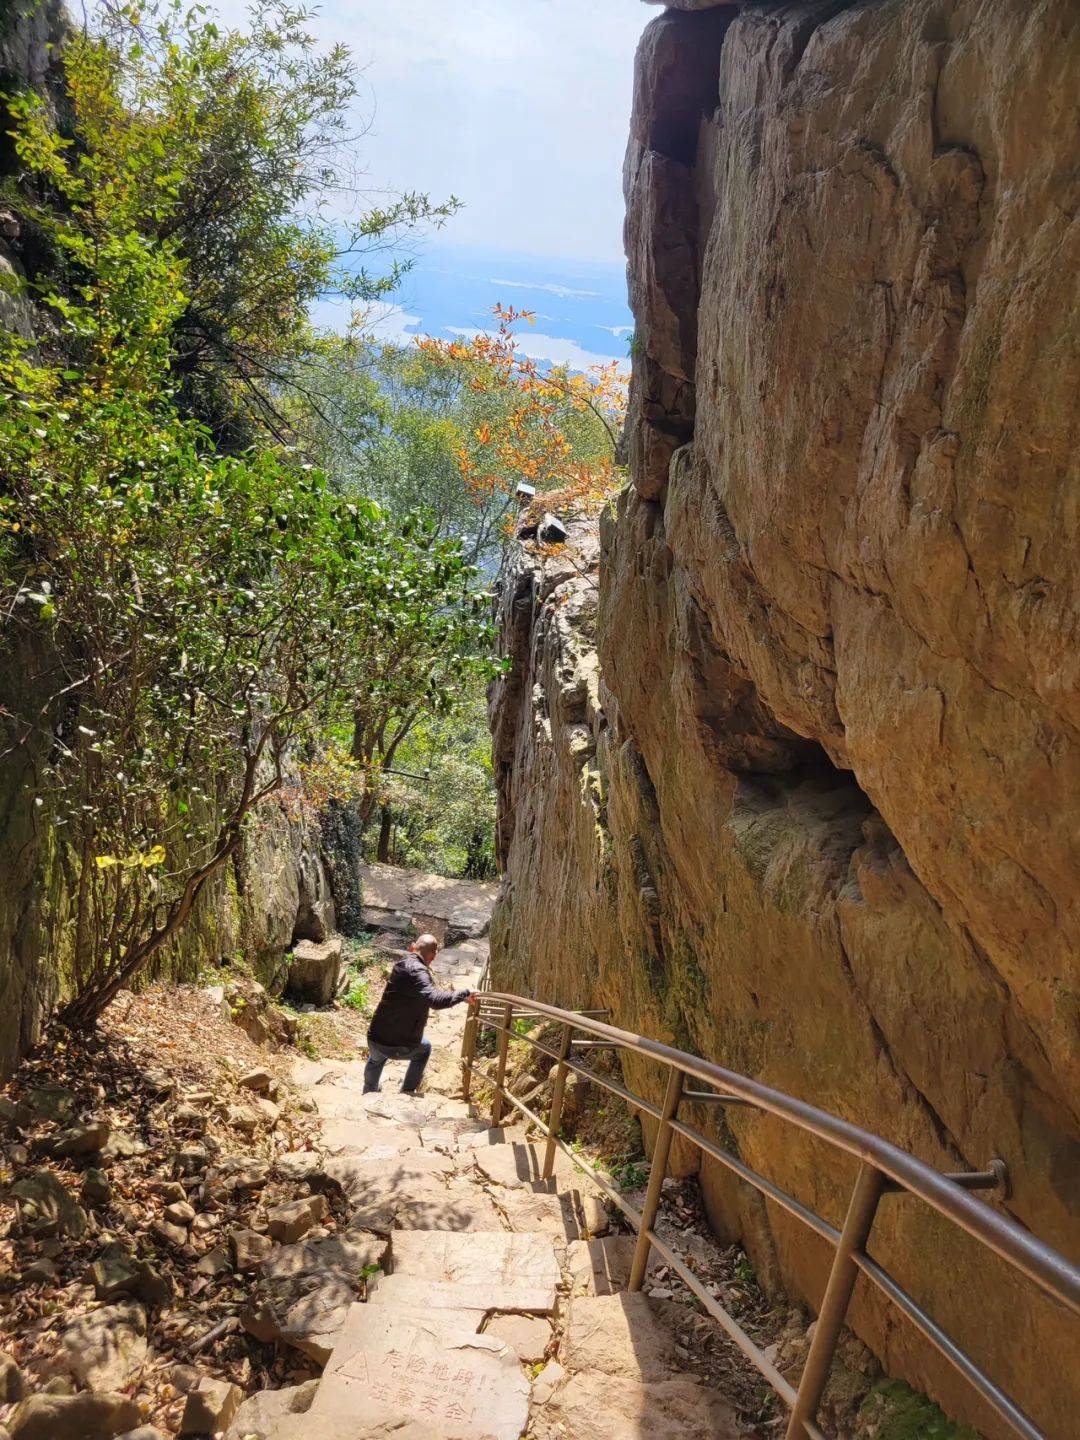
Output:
top-left (462, 991), bottom-right (1078, 1440)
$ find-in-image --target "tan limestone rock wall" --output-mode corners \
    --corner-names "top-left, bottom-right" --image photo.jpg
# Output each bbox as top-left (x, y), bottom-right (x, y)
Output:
top-left (489, 2), bottom-right (1079, 1435)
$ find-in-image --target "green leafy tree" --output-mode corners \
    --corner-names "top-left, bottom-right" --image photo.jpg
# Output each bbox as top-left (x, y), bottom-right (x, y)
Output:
top-left (292, 323), bottom-right (624, 570)
top-left (4, 1), bottom-right (458, 443)
top-left (372, 695), bottom-right (498, 880)
top-left (0, 4), bottom-right (478, 1025)
top-left (339, 512), bottom-right (494, 822)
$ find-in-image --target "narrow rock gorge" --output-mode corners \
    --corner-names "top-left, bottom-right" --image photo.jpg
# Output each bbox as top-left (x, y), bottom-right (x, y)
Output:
top-left (489, 2), bottom-right (1079, 1435)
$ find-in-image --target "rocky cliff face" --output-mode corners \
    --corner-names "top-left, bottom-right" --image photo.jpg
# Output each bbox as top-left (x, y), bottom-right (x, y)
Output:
top-left (489, 2), bottom-right (1079, 1435)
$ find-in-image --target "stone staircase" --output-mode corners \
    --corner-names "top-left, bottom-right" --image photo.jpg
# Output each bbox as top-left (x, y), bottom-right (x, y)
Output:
top-left (224, 933), bottom-right (744, 1440)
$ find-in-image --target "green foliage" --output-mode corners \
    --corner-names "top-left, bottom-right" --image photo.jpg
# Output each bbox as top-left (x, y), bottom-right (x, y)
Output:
top-left (733, 1252), bottom-right (756, 1287)
top-left (610, 1158), bottom-right (649, 1193)
top-left (291, 1022), bottom-right (319, 1060)
top-left (858, 1382), bottom-right (980, 1440)
top-left (292, 332), bottom-right (619, 569)
top-left (341, 518), bottom-right (493, 803)
top-left (0, 3), bottom-right (479, 1025)
top-left (3, 2), bottom-right (457, 442)
top-left (341, 972), bottom-right (371, 1013)
top-left (291, 336), bottom-right (513, 569)
top-left (370, 691), bottom-right (497, 879)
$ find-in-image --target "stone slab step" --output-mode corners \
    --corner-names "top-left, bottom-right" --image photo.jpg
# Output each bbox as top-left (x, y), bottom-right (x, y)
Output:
top-left (234, 1416), bottom-right (440, 1440)
top-left (489, 1181), bottom-right (590, 1241)
top-left (419, 1122), bottom-right (488, 1152)
top-left (528, 1370), bottom-right (742, 1440)
top-left (566, 1236), bottom-right (659, 1295)
top-left (562, 1293), bottom-right (679, 1382)
top-left (324, 1153), bottom-right (455, 1233)
top-left (471, 1138), bottom-right (589, 1192)
top-left (369, 1272), bottom-right (557, 1315)
top-left (326, 1149), bottom-right (452, 1195)
top-left (310, 1304), bottom-right (529, 1439)
top-left (390, 1228), bottom-right (560, 1290)
top-left (317, 1118), bottom-right (424, 1158)
top-left (307, 1084), bottom-right (419, 1123)
top-left (391, 1177), bottom-right (506, 1232)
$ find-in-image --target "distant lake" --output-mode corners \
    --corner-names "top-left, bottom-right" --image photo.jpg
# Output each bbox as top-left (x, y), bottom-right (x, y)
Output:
top-left (313, 240), bottom-right (633, 374)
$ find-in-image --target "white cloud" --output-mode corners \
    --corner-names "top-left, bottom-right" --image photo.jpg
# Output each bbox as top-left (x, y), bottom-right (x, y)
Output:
top-left (444, 325), bottom-right (619, 374)
top-left (208, 0), bottom-right (648, 262)
top-left (488, 278), bottom-right (602, 301)
top-left (597, 324), bottom-right (634, 338)
top-left (310, 297), bottom-right (422, 341)
top-left (358, 301), bottom-right (424, 343)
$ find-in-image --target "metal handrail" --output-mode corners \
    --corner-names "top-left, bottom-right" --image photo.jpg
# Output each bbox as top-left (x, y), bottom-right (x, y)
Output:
top-left (460, 990), bottom-right (1080, 1440)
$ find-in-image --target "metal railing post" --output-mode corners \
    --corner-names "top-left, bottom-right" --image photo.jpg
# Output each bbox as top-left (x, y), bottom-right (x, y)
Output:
top-left (628, 1066), bottom-right (684, 1291)
top-left (785, 1162), bottom-right (885, 1439)
top-left (542, 1021), bottom-right (573, 1178)
top-left (461, 997), bottom-right (479, 1101)
top-left (490, 1001), bottom-right (514, 1127)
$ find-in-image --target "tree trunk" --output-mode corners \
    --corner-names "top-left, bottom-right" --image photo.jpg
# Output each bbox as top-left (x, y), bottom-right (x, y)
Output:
top-left (376, 806), bottom-right (393, 863)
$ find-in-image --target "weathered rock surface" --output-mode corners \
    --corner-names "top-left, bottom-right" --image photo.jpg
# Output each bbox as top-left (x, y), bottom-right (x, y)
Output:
top-left (286, 939), bottom-right (343, 1008)
top-left (309, 1306), bottom-right (530, 1440)
top-left (55, 1301), bottom-right (148, 1391)
top-left (528, 1370), bottom-right (740, 1440)
top-left (484, 1313), bottom-right (551, 1364)
top-left (8, 1391), bottom-right (140, 1440)
top-left (224, 1381), bottom-right (318, 1439)
top-left (247, 1232), bottom-right (387, 1364)
top-left (562, 1294), bottom-right (678, 1384)
top-left (488, 4), bottom-right (1080, 1436)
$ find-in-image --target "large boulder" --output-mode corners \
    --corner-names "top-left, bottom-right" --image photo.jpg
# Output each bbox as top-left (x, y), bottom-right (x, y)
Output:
top-left (285, 938), bottom-right (343, 1008)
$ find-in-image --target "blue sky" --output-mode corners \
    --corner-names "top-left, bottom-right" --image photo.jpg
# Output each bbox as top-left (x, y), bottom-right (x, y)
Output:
top-left (214, 0), bottom-right (650, 365)
top-left (314, 241), bottom-right (635, 370)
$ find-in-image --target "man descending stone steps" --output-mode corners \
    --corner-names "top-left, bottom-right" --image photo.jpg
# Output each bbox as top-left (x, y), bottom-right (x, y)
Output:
top-left (364, 934), bottom-right (472, 1094)
top-left (243, 892), bottom-right (745, 1440)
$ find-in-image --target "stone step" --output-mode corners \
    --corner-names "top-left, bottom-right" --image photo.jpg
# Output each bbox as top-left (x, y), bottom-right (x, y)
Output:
top-left (561, 1293), bottom-right (679, 1382)
top-left (470, 1138), bottom-right (584, 1191)
top-left (528, 1370), bottom-right (742, 1440)
top-left (390, 1229), bottom-right (560, 1289)
top-left (317, 1118), bottom-right (424, 1158)
top-left (392, 1177), bottom-right (507, 1232)
top-left (308, 1303), bottom-right (529, 1440)
top-left (369, 1272), bottom-right (557, 1316)
top-left (374, 1230), bottom-right (560, 1312)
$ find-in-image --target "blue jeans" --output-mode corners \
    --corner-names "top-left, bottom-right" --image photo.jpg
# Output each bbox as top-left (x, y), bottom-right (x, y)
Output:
top-left (364, 1037), bottom-right (432, 1093)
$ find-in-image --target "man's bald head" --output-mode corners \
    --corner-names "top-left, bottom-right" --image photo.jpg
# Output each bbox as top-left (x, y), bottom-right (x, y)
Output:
top-left (412, 934), bottom-right (439, 965)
